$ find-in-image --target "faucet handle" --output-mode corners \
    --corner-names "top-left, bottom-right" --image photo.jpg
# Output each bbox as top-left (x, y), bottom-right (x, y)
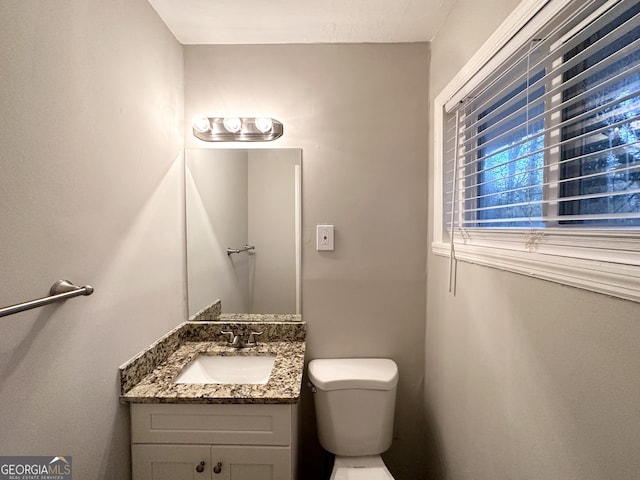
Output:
top-left (220, 331), bottom-right (234, 344)
top-left (247, 331), bottom-right (263, 345)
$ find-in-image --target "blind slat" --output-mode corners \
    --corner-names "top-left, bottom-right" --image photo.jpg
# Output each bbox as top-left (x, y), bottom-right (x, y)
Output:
top-left (461, 1), bottom-right (637, 126)
top-left (460, 38), bottom-right (640, 156)
top-left (463, 187), bottom-right (640, 216)
top-left (459, 109), bottom-right (640, 184)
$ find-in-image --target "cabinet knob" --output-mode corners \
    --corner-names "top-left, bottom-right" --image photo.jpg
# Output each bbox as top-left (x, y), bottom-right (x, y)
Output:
top-left (213, 461), bottom-right (223, 474)
top-left (195, 461), bottom-right (205, 473)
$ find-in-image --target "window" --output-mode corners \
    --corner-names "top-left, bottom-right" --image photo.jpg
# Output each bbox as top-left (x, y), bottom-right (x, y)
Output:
top-left (471, 69), bottom-right (546, 228)
top-left (559, 2), bottom-right (640, 225)
top-left (434, 0), bottom-right (640, 302)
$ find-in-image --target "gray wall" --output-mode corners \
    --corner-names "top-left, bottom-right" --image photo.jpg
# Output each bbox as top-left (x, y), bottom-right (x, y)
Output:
top-left (184, 44), bottom-right (430, 479)
top-left (0, 1), bottom-right (184, 478)
top-left (426, 1), bottom-right (640, 479)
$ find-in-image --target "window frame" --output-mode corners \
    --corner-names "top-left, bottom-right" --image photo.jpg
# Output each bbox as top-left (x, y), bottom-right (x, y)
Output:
top-left (432, 0), bottom-right (640, 302)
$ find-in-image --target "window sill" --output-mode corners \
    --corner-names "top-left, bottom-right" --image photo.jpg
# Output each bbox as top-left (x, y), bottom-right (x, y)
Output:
top-left (432, 235), bottom-right (640, 303)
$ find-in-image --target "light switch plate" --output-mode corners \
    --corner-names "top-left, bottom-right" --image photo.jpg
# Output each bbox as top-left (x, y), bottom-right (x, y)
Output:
top-left (316, 225), bottom-right (334, 251)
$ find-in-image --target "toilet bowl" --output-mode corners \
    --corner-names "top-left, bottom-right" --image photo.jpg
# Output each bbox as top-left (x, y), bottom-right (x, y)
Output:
top-left (308, 358), bottom-right (398, 480)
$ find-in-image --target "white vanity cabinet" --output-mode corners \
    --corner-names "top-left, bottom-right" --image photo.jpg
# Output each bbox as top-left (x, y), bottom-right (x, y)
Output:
top-left (130, 403), bottom-right (297, 480)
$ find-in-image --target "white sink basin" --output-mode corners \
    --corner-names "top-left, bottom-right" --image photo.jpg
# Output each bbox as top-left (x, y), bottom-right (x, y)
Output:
top-left (174, 355), bottom-right (276, 384)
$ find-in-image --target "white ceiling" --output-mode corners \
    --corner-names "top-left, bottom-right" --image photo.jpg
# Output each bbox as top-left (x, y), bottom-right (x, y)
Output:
top-left (147, 0), bottom-right (457, 45)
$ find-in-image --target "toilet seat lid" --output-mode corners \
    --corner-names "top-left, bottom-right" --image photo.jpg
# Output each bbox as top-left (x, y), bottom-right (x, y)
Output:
top-left (308, 358), bottom-right (398, 391)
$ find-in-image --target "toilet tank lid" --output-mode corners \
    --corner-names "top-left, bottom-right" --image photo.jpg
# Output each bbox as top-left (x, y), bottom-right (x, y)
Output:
top-left (308, 358), bottom-right (398, 391)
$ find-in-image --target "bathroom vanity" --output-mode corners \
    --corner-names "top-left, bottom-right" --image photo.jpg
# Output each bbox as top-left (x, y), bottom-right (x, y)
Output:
top-left (131, 403), bottom-right (296, 480)
top-left (119, 320), bottom-right (305, 480)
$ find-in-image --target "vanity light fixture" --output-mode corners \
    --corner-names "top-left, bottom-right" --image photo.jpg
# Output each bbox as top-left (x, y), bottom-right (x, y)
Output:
top-left (192, 115), bottom-right (283, 142)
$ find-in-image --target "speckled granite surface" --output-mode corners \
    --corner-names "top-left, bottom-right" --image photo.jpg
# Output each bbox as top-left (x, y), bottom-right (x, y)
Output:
top-left (119, 321), bottom-right (305, 405)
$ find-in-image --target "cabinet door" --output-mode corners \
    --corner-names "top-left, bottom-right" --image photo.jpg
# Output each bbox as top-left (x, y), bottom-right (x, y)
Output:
top-left (211, 446), bottom-right (291, 480)
top-left (132, 444), bottom-right (212, 480)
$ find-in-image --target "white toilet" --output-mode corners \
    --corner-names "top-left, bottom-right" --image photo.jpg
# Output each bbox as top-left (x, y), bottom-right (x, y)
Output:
top-left (308, 358), bottom-right (399, 480)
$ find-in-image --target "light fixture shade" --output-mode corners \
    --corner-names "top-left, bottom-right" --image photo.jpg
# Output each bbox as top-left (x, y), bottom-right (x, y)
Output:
top-left (192, 115), bottom-right (211, 133)
top-left (222, 117), bottom-right (242, 133)
top-left (254, 117), bottom-right (273, 133)
top-left (192, 117), bottom-right (283, 142)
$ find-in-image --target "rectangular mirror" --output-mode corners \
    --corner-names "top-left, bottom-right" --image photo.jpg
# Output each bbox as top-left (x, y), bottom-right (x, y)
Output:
top-left (185, 148), bottom-right (301, 318)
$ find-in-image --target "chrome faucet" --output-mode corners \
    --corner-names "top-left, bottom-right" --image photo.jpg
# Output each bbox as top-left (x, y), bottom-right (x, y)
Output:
top-left (220, 329), bottom-right (263, 348)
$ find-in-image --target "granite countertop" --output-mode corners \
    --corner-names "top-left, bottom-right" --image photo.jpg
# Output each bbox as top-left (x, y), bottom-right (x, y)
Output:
top-left (119, 320), bottom-right (306, 405)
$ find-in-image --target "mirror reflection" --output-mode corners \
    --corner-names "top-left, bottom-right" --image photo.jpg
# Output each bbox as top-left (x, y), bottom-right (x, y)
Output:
top-left (185, 148), bottom-right (301, 318)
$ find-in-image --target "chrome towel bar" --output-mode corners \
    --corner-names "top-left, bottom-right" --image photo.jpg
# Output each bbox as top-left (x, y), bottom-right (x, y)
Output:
top-left (226, 245), bottom-right (255, 256)
top-left (0, 280), bottom-right (94, 318)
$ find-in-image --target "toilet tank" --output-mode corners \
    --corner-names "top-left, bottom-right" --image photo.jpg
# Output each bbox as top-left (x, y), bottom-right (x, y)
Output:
top-left (308, 358), bottom-right (398, 456)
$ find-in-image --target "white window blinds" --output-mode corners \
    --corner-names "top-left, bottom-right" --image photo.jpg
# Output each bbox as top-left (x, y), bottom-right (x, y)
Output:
top-left (444, 0), bottom-right (640, 234)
